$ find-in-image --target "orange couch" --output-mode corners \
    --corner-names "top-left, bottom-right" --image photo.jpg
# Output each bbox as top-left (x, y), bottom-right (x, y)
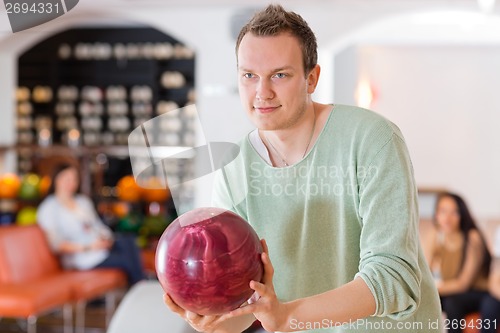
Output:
top-left (463, 312), bottom-right (500, 333)
top-left (0, 225), bottom-right (127, 333)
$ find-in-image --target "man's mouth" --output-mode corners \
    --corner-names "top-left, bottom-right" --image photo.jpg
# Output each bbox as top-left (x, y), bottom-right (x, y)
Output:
top-left (254, 105), bottom-right (281, 113)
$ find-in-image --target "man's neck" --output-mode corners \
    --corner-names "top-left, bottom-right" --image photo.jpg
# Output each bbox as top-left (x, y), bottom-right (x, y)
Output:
top-left (259, 102), bottom-right (329, 167)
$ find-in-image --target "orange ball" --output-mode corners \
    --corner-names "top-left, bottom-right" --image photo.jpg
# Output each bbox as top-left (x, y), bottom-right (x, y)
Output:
top-left (112, 202), bottom-right (130, 218)
top-left (116, 175), bottom-right (141, 202)
top-left (141, 177), bottom-right (171, 202)
top-left (39, 175), bottom-right (51, 197)
top-left (0, 173), bottom-right (21, 199)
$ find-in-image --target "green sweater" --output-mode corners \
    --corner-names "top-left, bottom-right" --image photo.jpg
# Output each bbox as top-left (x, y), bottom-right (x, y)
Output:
top-left (212, 105), bottom-right (441, 332)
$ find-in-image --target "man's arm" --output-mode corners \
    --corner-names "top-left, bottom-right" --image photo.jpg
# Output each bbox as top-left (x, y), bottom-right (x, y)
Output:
top-left (226, 240), bottom-right (376, 332)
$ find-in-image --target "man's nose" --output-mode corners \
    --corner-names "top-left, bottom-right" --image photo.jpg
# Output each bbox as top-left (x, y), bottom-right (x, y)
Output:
top-left (256, 79), bottom-right (274, 100)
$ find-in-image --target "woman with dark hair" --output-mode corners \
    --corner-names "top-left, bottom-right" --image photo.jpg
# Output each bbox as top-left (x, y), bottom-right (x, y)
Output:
top-left (424, 192), bottom-right (492, 333)
top-left (37, 163), bottom-right (145, 285)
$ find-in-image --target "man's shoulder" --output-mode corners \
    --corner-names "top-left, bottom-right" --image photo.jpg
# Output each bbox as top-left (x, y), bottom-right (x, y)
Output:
top-left (333, 104), bottom-right (394, 127)
top-left (332, 104), bottom-right (404, 140)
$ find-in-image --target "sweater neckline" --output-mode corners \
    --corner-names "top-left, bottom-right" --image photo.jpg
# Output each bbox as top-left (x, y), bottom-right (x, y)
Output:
top-left (246, 104), bottom-right (336, 169)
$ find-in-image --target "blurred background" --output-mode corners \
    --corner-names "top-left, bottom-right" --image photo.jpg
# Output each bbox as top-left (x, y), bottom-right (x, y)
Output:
top-left (0, 0), bottom-right (499, 331)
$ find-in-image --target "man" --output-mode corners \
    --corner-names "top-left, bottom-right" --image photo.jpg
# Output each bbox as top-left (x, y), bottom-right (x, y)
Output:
top-left (165, 4), bottom-right (442, 332)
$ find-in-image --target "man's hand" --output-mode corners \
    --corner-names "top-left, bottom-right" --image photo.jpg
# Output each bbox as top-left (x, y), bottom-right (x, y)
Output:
top-left (164, 293), bottom-right (236, 333)
top-left (162, 239), bottom-right (271, 333)
top-left (225, 239), bottom-right (291, 332)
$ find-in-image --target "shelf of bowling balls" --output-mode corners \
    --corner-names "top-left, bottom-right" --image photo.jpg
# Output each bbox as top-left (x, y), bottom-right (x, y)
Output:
top-left (97, 174), bottom-right (176, 244)
top-left (0, 144), bottom-right (132, 158)
top-left (96, 194), bottom-right (176, 272)
top-left (0, 172), bottom-right (51, 226)
top-left (56, 61), bottom-right (157, 87)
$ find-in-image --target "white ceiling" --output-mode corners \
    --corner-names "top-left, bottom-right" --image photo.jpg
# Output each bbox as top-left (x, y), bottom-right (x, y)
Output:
top-left (72, 0), bottom-right (481, 9)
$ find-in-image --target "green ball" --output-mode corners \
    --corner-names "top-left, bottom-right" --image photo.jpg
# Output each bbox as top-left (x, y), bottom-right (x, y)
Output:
top-left (19, 174), bottom-right (41, 200)
top-left (116, 212), bottom-right (142, 233)
top-left (17, 206), bottom-right (37, 226)
top-left (142, 215), bottom-right (169, 236)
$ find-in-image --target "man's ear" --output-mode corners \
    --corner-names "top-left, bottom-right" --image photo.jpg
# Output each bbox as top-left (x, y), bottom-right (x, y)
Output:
top-left (307, 64), bottom-right (321, 94)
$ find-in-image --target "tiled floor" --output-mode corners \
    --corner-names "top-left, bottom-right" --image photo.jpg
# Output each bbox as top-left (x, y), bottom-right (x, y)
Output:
top-left (0, 304), bottom-right (266, 333)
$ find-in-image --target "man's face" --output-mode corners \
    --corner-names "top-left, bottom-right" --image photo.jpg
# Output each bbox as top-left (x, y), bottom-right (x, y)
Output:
top-left (237, 32), bottom-right (317, 131)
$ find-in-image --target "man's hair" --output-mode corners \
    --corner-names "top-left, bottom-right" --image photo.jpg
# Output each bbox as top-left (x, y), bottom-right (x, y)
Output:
top-left (235, 4), bottom-right (318, 75)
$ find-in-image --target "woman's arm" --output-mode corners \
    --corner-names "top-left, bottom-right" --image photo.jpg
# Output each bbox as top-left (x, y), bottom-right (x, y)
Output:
top-left (80, 195), bottom-right (113, 240)
top-left (489, 258), bottom-right (500, 300)
top-left (437, 229), bottom-right (486, 296)
top-left (57, 241), bottom-right (88, 253)
top-left (422, 226), bottom-right (438, 271)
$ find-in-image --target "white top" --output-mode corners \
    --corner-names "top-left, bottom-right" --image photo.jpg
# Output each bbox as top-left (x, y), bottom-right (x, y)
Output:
top-left (37, 194), bottom-right (112, 270)
top-left (248, 129), bottom-right (272, 165)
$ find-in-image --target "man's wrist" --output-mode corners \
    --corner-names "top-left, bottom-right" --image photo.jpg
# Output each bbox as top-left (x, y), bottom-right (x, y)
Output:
top-left (277, 301), bottom-right (295, 332)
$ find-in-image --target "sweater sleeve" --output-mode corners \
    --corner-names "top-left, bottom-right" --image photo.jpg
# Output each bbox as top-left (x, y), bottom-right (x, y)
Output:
top-left (354, 131), bottom-right (422, 320)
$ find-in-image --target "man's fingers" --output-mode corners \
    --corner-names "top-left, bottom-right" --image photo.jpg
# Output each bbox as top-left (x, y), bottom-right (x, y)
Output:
top-left (227, 303), bottom-right (257, 318)
top-left (163, 294), bottom-right (184, 316)
top-left (186, 311), bottom-right (222, 332)
top-left (261, 238), bottom-right (268, 253)
top-left (250, 280), bottom-right (274, 298)
top-left (164, 294), bottom-right (223, 332)
top-left (261, 252), bottom-right (275, 285)
top-left (186, 311), bottom-right (201, 322)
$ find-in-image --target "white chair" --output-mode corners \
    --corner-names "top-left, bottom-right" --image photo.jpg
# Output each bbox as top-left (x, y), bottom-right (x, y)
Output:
top-left (107, 280), bottom-right (196, 333)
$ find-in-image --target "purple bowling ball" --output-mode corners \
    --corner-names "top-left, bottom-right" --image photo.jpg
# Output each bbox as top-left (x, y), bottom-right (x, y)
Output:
top-left (155, 207), bottom-right (263, 315)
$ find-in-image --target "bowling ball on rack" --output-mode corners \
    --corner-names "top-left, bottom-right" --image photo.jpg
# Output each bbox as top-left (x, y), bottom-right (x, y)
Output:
top-left (155, 207), bottom-right (263, 315)
top-left (116, 211), bottom-right (142, 233)
top-left (16, 206), bottom-right (37, 226)
top-left (38, 175), bottom-right (51, 197)
top-left (116, 175), bottom-right (141, 202)
top-left (140, 177), bottom-right (171, 202)
top-left (0, 173), bottom-right (21, 199)
top-left (18, 173), bottom-right (41, 200)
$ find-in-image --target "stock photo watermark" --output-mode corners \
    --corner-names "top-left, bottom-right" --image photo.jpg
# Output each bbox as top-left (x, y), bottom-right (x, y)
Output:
top-left (289, 318), bottom-right (438, 331)
top-left (4, 0), bottom-right (79, 33)
top-left (289, 317), bottom-right (497, 331)
top-left (248, 162), bottom-right (379, 197)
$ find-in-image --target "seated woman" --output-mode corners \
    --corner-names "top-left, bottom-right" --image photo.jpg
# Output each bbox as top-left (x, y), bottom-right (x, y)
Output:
top-left (480, 227), bottom-right (500, 333)
top-left (37, 163), bottom-right (145, 285)
top-left (424, 192), bottom-right (491, 333)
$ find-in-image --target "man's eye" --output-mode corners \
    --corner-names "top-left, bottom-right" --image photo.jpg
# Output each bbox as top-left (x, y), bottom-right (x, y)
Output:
top-left (243, 73), bottom-right (254, 79)
top-left (274, 73), bottom-right (287, 79)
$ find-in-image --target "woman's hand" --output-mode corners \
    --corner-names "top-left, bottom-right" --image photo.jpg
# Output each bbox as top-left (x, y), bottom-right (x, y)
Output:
top-left (225, 239), bottom-right (291, 332)
top-left (89, 238), bottom-right (113, 251)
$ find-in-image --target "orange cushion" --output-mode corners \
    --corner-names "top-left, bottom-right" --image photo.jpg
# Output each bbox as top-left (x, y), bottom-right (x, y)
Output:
top-left (0, 278), bottom-right (72, 317)
top-left (0, 226), bottom-right (60, 284)
top-left (0, 225), bottom-right (127, 322)
top-left (62, 269), bottom-right (127, 301)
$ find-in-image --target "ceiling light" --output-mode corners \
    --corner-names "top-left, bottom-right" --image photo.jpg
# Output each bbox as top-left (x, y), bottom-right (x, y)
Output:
top-left (478, 0), bottom-right (496, 14)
